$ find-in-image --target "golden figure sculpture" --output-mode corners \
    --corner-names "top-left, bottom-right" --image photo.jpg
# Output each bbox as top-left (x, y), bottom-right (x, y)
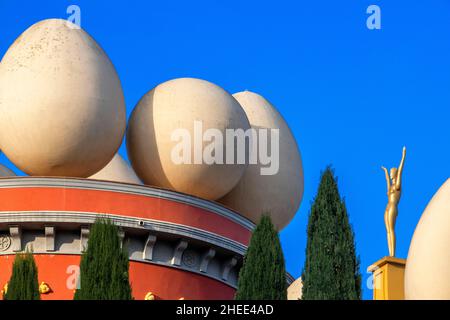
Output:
top-left (381, 146), bottom-right (406, 257)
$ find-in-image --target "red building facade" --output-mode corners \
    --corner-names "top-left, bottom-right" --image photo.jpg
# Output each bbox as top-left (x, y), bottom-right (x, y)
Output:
top-left (0, 177), bottom-right (256, 300)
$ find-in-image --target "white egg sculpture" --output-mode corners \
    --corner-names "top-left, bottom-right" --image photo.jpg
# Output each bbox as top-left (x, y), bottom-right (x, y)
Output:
top-left (89, 154), bottom-right (142, 185)
top-left (0, 19), bottom-right (126, 177)
top-left (0, 164), bottom-right (16, 177)
top-left (127, 78), bottom-right (251, 200)
top-left (405, 178), bottom-right (450, 299)
top-left (219, 91), bottom-right (304, 230)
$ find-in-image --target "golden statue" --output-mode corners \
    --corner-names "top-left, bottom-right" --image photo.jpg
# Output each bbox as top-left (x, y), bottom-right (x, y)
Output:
top-left (381, 146), bottom-right (406, 257)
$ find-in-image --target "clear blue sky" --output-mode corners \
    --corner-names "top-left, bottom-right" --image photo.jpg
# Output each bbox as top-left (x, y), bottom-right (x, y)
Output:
top-left (1, 1), bottom-right (450, 299)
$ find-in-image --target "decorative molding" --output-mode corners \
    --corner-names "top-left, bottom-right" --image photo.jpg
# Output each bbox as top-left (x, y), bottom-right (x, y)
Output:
top-left (143, 234), bottom-right (157, 261)
top-left (200, 248), bottom-right (215, 273)
top-left (118, 229), bottom-right (125, 248)
top-left (9, 226), bottom-right (21, 252)
top-left (0, 225), bottom-right (296, 289)
top-left (80, 226), bottom-right (89, 252)
top-left (0, 177), bottom-right (255, 231)
top-left (182, 249), bottom-right (197, 268)
top-left (45, 226), bottom-right (55, 252)
top-left (0, 211), bottom-right (247, 256)
top-left (0, 234), bottom-right (11, 252)
top-left (222, 256), bottom-right (238, 281)
top-left (171, 240), bottom-right (188, 266)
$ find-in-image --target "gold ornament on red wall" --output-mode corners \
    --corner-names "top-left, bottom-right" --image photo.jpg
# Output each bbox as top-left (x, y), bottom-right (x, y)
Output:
top-left (1, 282), bottom-right (8, 296)
top-left (39, 282), bottom-right (52, 294)
top-left (144, 292), bottom-right (156, 300)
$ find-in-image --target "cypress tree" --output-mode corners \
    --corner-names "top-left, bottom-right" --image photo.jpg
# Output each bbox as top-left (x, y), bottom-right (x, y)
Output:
top-left (302, 167), bottom-right (361, 300)
top-left (74, 218), bottom-right (132, 300)
top-left (4, 250), bottom-right (40, 300)
top-left (235, 214), bottom-right (287, 300)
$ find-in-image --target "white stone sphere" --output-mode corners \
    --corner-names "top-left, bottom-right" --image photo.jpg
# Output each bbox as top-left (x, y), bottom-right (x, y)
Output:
top-left (0, 19), bottom-right (126, 177)
top-left (0, 164), bottom-right (16, 177)
top-left (89, 154), bottom-right (142, 185)
top-left (405, 178), bottom-right (450, 299)
top-left (219, 91), bottom-right (304, 230)
top-left (127, 78), bottom-right (251, 200)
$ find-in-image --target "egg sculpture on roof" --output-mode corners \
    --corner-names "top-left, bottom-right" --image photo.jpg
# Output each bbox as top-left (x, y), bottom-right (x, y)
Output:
top-left (404, 178), bottom-right (450, 299)
top-left (219, 91), bottom-right (304, 230)
top-left (0, 19), bottom-right (126, 177)
top-left (89, 154), bottom-right (142, 185)
top-left (127, 77), bottom-right (251, 200)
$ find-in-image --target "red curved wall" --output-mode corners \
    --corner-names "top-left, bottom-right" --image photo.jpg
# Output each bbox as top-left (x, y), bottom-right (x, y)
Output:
top-left (0, 184), bottom-right (246, 300)
top-left (0, 187), bottom-right (251, 245)
top-left (0, 254), bottom-right (235, 300)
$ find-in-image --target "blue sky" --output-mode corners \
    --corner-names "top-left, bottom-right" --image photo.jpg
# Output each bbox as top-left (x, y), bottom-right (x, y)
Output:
top-left (1, 1), bottom-right (450, 299)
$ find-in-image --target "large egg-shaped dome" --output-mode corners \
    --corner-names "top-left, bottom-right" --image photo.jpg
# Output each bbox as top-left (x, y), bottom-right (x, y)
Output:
top-left (0, 164), bottom-right (16, 177)
top-left (89, 154), bottom-right (142, 185)
top-left (405, 178), bottom-right (450, 299)
top-left (127, 78), bottom-right (251, 200)
top-left (219, 91), bottom-right (303, 230)
top-left (0, 19), bottom-right (126, 177)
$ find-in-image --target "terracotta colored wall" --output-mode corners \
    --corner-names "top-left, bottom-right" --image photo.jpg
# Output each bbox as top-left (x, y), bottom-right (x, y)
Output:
top-left (0, 254), bottom-right (235, 300)
top-left (0, 187), bottom-right (251, 245)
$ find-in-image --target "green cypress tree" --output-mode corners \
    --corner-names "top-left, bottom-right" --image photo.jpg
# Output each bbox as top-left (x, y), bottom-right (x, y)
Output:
top-left (74, 218), bottom-right (132, 300)
top-left (235, 214), bottom-right (287, 300)
top-left (302, 167), bottom-right (361, 300)
top-left (4, 250), bottom-right (40, 300)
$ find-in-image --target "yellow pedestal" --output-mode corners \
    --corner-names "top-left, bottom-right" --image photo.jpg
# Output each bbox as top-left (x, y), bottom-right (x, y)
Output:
top-left (367, 256), bottom-right (406, 300)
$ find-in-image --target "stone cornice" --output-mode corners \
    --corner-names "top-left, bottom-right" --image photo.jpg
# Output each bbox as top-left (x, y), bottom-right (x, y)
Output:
top-left (0, 177), bottom-right (255, 230)
top-left (0, 210), bottom-right (247, 256)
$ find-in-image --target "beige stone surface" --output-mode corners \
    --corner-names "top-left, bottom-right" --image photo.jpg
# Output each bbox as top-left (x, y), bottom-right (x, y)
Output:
top-left (405, 178), bottom-right (450, 299)
top-left (219, 91), bottom-right (304, 230)
top-left (127, 78), bottom-right (250, 200)
top-left (287, 277), bottom-right (303, 300)
top-left (0, 19), bottom-right (125, 177)
top-left (89, 154), bottom-right (142, 185)
top-left (0, 164), bottom-right (16, 177)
